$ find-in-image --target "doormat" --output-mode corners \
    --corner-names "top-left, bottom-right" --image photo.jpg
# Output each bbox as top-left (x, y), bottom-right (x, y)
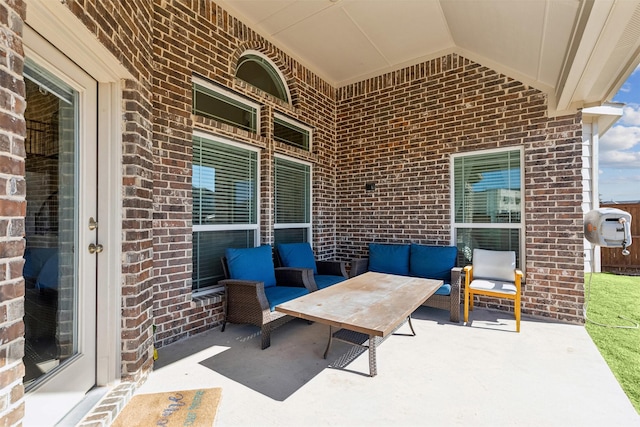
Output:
top-left (112, 388), bottom-right (222, 427)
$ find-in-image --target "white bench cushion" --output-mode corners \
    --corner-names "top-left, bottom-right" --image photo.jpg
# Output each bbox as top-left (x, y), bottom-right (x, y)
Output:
top-left (469, 279), bottom-right (517, 295)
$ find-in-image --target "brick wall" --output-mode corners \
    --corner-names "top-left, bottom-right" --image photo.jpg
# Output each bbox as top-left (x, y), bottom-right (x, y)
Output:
top-left (0, 1), bottom-right (26, 425)
top-left (151, 1), bottom-right (337, 347)
top-left (336, 55), bottom-right (584, 323)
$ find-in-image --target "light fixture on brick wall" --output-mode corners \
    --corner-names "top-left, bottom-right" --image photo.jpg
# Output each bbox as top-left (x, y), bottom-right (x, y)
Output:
top-left (365, 182), bottom-right (375, 191)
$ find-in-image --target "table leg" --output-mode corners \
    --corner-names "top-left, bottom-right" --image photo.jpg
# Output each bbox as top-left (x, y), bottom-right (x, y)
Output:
top-left (323, 326), bottom-right (333, 359)
top-left (369, 334), bottom-right (377, 377)
top-left (407, 315), bottom-right (416, 336)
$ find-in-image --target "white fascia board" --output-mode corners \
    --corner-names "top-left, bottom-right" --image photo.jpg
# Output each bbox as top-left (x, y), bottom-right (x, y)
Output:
top-left (555, 1), bottom-right (640, 114)
top-left (555, 0), bottom-right (614, 113)
top-left (582, 102), bottom-right (624, 136)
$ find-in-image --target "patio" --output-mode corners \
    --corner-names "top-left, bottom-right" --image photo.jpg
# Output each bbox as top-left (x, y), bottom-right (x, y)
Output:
top-left (131, 306), bottom-right (638, 426)
top-left (6, 2), bottom-right (640, 426)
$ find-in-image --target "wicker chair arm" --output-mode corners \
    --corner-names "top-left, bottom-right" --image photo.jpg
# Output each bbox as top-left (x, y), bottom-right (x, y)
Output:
top-left (450, 266), bottom-right (462, 292)
top-left (219, 278), bottom-right (270, 312)
top-left (219, 278), bottom-right (264, 290)
top-left (349, 258), bottom-right (369, 277)
top-left (316, 260), bottom-right (348, 278)
top-left (275, 267), bottom-right (317, 292)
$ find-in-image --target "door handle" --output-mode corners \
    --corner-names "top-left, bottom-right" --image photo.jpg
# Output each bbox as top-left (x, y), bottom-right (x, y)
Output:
top-left (88, 217), bottom-right (98, 230)
top-left (88, 243), bottom-right (104, 254)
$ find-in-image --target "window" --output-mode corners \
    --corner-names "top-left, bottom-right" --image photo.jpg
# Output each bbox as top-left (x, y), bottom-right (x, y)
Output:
top-left (236, 51), bottom-right (290, 103)
top-left (192, 78), bottom-right (259, 133)
top-left (192, 133), bottom-right (259, 293)
top-left (274, 156), bottom-right (311, 244)
top-left (452, 148), bottom-right (524, 269)
top-left (273, 113), bottom-right (312, 151)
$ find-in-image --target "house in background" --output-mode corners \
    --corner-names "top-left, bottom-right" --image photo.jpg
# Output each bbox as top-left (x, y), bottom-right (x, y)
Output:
top-left (1, 0), bottom-right (639, 425)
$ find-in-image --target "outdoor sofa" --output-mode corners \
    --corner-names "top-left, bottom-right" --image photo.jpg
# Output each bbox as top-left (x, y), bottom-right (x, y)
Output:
top-left (350, 243), bottom-right (462, 322)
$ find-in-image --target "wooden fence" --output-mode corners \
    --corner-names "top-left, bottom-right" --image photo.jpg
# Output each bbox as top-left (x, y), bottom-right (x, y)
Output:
top-left (600, 203), bottom-right (640, 275)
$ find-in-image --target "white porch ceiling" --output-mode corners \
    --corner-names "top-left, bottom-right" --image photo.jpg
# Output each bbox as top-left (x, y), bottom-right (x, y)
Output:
top-left (216, 0), bottom-right (640, 115)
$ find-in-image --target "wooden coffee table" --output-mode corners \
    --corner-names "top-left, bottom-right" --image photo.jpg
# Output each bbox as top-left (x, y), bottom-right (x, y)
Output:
top-left (275, 271), bottom-right (443, 376)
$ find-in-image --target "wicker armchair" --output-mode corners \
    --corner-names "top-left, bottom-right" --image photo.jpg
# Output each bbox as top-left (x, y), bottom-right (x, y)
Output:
top-left (350, 243), bottom-right (462, 323)
top-left (219, 245), bottom-right (317, 349)
top-left (275, 242), bottom-right (348, 290)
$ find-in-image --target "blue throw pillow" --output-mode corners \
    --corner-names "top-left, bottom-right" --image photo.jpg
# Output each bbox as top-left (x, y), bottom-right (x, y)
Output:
top-left (409, 244), bottom-right (457, 281)
top-left (368, 243), bottom-right (410, 275)
top-left (277, 243), bottom-right (317, 274)
top-left (226, 245), bottom-right (277, 288)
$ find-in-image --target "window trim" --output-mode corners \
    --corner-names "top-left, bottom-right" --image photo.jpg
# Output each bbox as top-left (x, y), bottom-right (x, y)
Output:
top-left (237, 50), bottom-right (292, 104)
top-left (274, 153), bottom-right (313, 244)
top-left (192, 76), bottom-right (261, 133)
top-left (450, 146), bottom-right (525, 272)
top-left (273, 112), bottom-right (313, 151)
top-left (192, 130), bottom-right (261, 295)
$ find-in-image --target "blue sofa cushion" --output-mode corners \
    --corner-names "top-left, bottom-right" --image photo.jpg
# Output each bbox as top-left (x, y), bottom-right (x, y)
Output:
top-left (410, 244), bottom-right (457, 281)
top-left (226, 245), bottom-right (277, 288)
top-left (277, 242), bottom-right (317, 274)
top-left (314, 274), bottom-right (346, 290)
top-left (434, 283), bottom-right (451, 296)
top-left (264, 286), bottom-right (309, 311)
top-left (369, 243), bottom-right (410, 276)
top-left (36, 252), bottom-right (59, 290)
top-left (23, 247), bottom-right (57, 280)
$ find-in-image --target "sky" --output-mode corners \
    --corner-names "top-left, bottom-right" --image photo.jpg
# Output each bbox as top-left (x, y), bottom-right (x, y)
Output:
top-left (599, 66), bottom-right (640, 202)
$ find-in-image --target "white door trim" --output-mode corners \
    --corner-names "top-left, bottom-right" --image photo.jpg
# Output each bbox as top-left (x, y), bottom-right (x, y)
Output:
top-left (96, 81), bottom-right (123, 386)
top-left (25, 0), bottom-right (133, 81)
top-left (25, 0), bottom-right (129, 390)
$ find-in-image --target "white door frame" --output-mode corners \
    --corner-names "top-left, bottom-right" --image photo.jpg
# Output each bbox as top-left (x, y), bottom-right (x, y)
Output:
top-left (23, 30), bottom-right (98, 425)
top-left (25, 0), bottom-right (131, 395)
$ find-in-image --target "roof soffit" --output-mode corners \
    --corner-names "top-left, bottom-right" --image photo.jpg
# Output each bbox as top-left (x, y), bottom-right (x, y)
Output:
top-left (216, 0), bottom-right (640, 114)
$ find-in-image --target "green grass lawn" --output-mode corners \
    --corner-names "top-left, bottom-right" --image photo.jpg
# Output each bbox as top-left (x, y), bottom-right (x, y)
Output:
top-left (585, 273), bottom-right (640, 413)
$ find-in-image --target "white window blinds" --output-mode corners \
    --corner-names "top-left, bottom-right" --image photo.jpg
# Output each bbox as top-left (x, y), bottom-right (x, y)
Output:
top-left (192, 135), bottom-right (259, 292)
top-left (193, 136), bottom-right (258, 226)
top-left (274, 156), bottom-right (311, 244)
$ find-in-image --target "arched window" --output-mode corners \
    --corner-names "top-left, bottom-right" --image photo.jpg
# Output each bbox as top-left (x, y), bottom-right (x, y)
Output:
top-left (236, 51), bottom-right (290, 103)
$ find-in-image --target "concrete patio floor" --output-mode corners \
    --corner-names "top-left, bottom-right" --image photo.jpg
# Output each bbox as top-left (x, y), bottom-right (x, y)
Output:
top-left (135, 306), bottom-right (640, 426)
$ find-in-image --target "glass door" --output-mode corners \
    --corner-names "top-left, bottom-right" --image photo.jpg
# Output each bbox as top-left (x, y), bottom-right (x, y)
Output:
top-left (22, 41), bottom-right (98, 424)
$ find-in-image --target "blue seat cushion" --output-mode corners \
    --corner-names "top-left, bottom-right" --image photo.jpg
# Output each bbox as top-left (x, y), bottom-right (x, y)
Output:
top-left (23, 247), bottom-right (57, 279)
top-left (409, 244), bottom-right (457, 281)
top-left (277, 242), bottom-right (317, 274)
top-left (264, 286), bottom-right (309, 311)
top-left (36, 252), bottom-right (59, 290)
top-left (314, 274), bottom-right (346, 290)
top-left (434, 283), bottom-right (451, 296)
top-left (226, 245), bottom-right (277, 288)
top-left (369, 243), bottom-right (410, 276)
